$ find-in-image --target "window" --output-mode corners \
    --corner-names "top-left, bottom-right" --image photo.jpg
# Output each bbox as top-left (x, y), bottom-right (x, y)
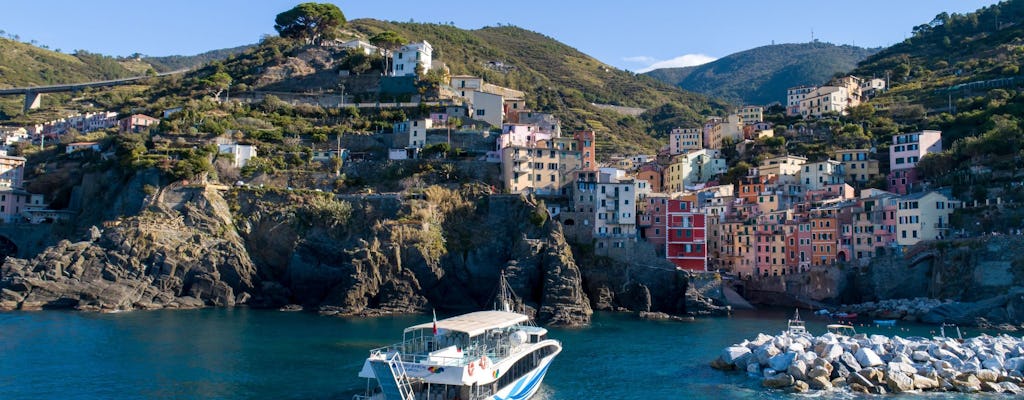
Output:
top-left (476, 109), bottom-right (486, 116)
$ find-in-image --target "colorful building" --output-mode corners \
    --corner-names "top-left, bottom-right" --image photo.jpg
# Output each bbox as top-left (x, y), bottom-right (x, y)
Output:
top-left (665, 197), bottom-right (707, 271)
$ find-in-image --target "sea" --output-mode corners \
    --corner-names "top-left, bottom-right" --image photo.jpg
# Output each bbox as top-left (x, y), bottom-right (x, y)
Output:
top-left (0, 308), bottom-right (1002, 399)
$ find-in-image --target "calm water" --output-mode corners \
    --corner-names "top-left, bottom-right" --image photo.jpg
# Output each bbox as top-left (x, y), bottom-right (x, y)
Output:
top-left (0, 308), bottom-right (997, 399)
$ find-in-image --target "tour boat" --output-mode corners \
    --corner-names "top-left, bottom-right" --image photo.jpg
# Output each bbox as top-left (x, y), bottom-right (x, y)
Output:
top-left (873, 319), bottom-right (897, 327)
top-left (354, 275), bottom-right (561, 400)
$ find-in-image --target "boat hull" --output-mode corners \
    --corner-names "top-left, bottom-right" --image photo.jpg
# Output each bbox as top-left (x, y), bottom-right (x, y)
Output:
top-left (487, 349), bottom-right (558, 400)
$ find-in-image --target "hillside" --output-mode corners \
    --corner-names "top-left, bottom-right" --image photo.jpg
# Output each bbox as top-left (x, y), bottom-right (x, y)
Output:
top-left (342, 20), bottom-right (728, 154)
top-left (144, 45), bottom-right (254, 72)
top-left (0, 38), bottom-right (140, 88)
top-left (644, 42), bottom-right (878, 105)
top-left (846, 0), bottom-right (1024, 194)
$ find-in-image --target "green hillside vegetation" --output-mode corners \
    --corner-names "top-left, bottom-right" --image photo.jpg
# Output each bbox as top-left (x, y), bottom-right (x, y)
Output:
top-left (0, 38), bottom-right (139, 88)
top-left (844, 1), bottom-right (1024, 200)
top-left (644, 42), bottom-right (878, 105)
top-left (344, 20), bottom-right (728, 154)
top-left (143, 45), bottom-right (254, 72)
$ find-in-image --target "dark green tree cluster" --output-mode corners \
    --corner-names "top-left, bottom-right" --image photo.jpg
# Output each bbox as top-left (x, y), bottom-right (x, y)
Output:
top-left (274, 2), bottom-right (346, 44)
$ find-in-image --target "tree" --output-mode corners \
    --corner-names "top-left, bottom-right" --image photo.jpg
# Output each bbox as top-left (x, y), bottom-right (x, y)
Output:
top-left (203, 72), bottom-right (232, 100)
top-left (370, 31), bottom-right (406, 76)
top-left (274, 2), bottom-right (345, 45)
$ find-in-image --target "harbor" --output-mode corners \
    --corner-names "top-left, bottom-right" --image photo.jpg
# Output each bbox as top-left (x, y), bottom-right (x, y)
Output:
top-left (711, 310), bottom-right (1024, 394)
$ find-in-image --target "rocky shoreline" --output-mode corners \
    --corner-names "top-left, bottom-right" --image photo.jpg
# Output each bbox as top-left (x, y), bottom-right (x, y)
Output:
top-left (837, 291), bottom-right (1024, 331)
top-left (712, 329), bottom-right (1024, 394)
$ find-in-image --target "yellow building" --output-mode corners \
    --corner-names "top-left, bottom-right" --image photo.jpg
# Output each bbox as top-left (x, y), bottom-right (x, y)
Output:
top-left (835, 148), bottom-right (880, 184)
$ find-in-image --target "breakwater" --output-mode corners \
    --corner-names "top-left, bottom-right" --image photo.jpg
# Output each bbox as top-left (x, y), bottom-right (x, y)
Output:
top-left (712, 327), bottom-right (1024, 394)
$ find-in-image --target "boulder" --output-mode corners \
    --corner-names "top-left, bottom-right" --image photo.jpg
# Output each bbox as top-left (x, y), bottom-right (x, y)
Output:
top-left (761, 373), bottom-right (795, 388)
top-left (821, 343), bottom-right (844, 361)
top-left (856, 347), bottom-right (884, 367)
top-left (768, 352), bottom-right (795, 372)
top-left (911, 350), bottom-right (932, 363)
top-left (710, 356), bottom-right (734, 371)
top-left (976, 369), bottom-right (1000, 383)
top-left (807, 375), bottom-right (833, 390)
top-left (787, 359), bottom-right (808, 381)
top-left (790, 380), bottom-right (809, 393)
top-left (807, 366), bottom-right (830, 379)
top-left (850, 383), bottom-right (870, 393)
top-left (981, 381), bottom-right (1005, 393)
top-left (830, 377), bottom-right (847, 388)
top-left (998, 381), bottom-right (1023, 395)
top-left (847, 372), bottom-right (872, 388)
top-left (912, 374), bottom-right (940, 390)
top-left (830, 361), bottom-right (850, 379)
top-left (953, 374), bottom-right (982, 393)
top-left (885, 371), bottom-right (915, 393)
top-left (840, 351), bottom-right (863, 371)
top-left (887, 361), bottom-right (917, 376)
top-left (755, 344), bottom-right (781, 365)
top-left (721, 346), bottom-right (751, 365)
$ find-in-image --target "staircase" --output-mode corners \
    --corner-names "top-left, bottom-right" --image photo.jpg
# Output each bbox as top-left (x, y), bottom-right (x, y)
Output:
top-left (368, 352), bottom-right (415, 400)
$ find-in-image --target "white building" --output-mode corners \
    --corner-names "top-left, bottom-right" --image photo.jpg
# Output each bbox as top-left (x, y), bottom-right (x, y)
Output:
top-left (799, 160), bottom-right (845, 191)
top-left (890, 130), bottom-right (942, 171)
top-left (337, 39), bottom-right (381, 55)
top-left (799, 86), bottom-right (857, 118)
top-left (469, 91), bottom-right (504, 128)
top-left (391, 41), bottom-right (433, 77)
top-left (218, 143), bottom-right (258, 168)
top-left (393, 119), bottom-right (433, 149)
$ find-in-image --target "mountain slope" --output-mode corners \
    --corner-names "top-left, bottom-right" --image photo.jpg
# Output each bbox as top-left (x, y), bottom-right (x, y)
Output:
top-left (207, 20), bottom-right (729, 154)
top-left (0, 38), bottom-right (138, 88)
top-left (645, 42), bottom-right (878, 105)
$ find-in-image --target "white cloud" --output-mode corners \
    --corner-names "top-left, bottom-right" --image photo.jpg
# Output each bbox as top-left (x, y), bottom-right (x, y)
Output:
top-left (622, 55), bottom-right (656, 64)
top-left (636, 54), bottom-right (717, 73)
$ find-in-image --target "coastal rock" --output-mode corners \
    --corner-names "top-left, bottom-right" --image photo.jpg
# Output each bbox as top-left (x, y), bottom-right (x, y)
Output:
top-left (722, 346), bottom-right (752, 365)
top-left (849, 371), bottom-right (875, 388)
top-left (981, 381), bottom-right (1005, 393)
top-left (790, 380), bottom-right (809, 393)
top-left (537, 226), bottom-right (593, 326)
top-left (761, 373), bottom-right (794, 388)
top-left (786, 359), bottom-right (807, 380)
top-left (807, 375), bottom-right (833, 390)
top-left (807, 366), bottom-right (830, 379)
top-left (768, 352), bottom-right (795, 372)
top-left (999, 381), bottom-right (1023, 394)
top-left (840, 352), bottom-right (862, 371)
top-left (976, 368), bottom-right (1000, 383)
top-left (856, 348), bottom-right (884, 367)
top-left (912, 350), bottom-right (932, 362)
top-left (913, 374), bottom-right (940, 390)
top-left (754, 344), bottom-right (781, 365)
top-left (710, 356), bottom-right (734, 371)
top-left (884, 370), bottom-right (915, 393)
top-left (953, 374), bottom-right (982, 393)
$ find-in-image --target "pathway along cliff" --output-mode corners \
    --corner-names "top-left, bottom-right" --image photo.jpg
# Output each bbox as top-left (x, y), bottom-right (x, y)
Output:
top-left (0, 180), bottom-right (726, 325)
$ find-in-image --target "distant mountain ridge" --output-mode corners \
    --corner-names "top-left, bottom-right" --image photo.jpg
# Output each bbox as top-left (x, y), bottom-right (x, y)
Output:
top-left (644, 42), bottom-right (879, 105)
top-left (143, 45), bottom-right (254, 73)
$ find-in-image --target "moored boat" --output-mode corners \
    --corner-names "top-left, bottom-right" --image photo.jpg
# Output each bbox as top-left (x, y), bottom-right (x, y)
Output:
top-left (873, 319), bottom-right (897, 326)
top-left (354, 275), bottom-right (561, 400)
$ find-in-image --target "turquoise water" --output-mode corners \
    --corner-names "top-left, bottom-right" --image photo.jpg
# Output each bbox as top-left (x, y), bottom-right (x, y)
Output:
top-left (0, 308), bottom-right (996, 399)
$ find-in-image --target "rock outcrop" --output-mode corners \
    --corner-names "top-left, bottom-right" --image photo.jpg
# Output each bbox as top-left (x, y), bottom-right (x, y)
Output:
top-left (1, 184), bottom-right (257, 311)
top-left (0, 182), bottom-right (720, 327)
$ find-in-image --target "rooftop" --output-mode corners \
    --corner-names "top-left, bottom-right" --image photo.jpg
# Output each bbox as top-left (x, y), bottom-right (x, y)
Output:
top-left (405, 311), bottom-right (529, 337)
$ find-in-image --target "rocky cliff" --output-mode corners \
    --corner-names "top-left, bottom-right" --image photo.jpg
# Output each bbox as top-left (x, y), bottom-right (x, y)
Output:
top-left (0, 181), bottom-right (730, 326)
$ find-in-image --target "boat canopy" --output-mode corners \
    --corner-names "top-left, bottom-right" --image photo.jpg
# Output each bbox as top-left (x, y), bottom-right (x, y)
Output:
top-left (405, 311), bottom-right (529, 337)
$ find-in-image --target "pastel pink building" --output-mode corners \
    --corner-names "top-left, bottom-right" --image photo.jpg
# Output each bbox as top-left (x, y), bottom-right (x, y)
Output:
top-left (0, 155), bottom-right (28, 223)
top-left (888, 130), bottom-right (941, 194)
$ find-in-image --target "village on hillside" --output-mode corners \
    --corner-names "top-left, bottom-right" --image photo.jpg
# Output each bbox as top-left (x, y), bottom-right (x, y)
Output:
top-left (0, 33), bottom-right (1012, 293)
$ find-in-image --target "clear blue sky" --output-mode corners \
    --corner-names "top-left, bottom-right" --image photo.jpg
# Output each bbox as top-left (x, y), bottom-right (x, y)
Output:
top-left (0, 0), bottom-right (1000, 72)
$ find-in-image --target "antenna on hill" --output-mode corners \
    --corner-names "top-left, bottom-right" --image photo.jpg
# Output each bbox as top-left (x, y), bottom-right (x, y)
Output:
top-left (811, 28), bottom-right (814, 42)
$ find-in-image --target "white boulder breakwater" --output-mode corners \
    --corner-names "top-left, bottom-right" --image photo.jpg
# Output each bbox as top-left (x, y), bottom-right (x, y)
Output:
top-left (711, 329), bottom-right (1024, 394)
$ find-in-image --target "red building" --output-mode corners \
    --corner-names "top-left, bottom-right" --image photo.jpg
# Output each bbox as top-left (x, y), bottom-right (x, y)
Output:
top-left (665, 197), bottom-right (707, 271)
top-left (640, 194), bottom-right (669, 249)
top-left (573, 131), bottom-right (597, 171)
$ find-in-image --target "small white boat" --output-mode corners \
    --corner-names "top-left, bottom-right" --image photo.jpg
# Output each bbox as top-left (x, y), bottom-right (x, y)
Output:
top-left (354, 275), bottom-right (561, 400)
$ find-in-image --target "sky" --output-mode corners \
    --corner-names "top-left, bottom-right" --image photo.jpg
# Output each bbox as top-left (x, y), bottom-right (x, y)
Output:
top-left (0, 0), bottom-right (1001, 72)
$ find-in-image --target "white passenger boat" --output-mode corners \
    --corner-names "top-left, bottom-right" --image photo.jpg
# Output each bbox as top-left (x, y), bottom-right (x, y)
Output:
top-left (355, 276), bottom-right (562, 400)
